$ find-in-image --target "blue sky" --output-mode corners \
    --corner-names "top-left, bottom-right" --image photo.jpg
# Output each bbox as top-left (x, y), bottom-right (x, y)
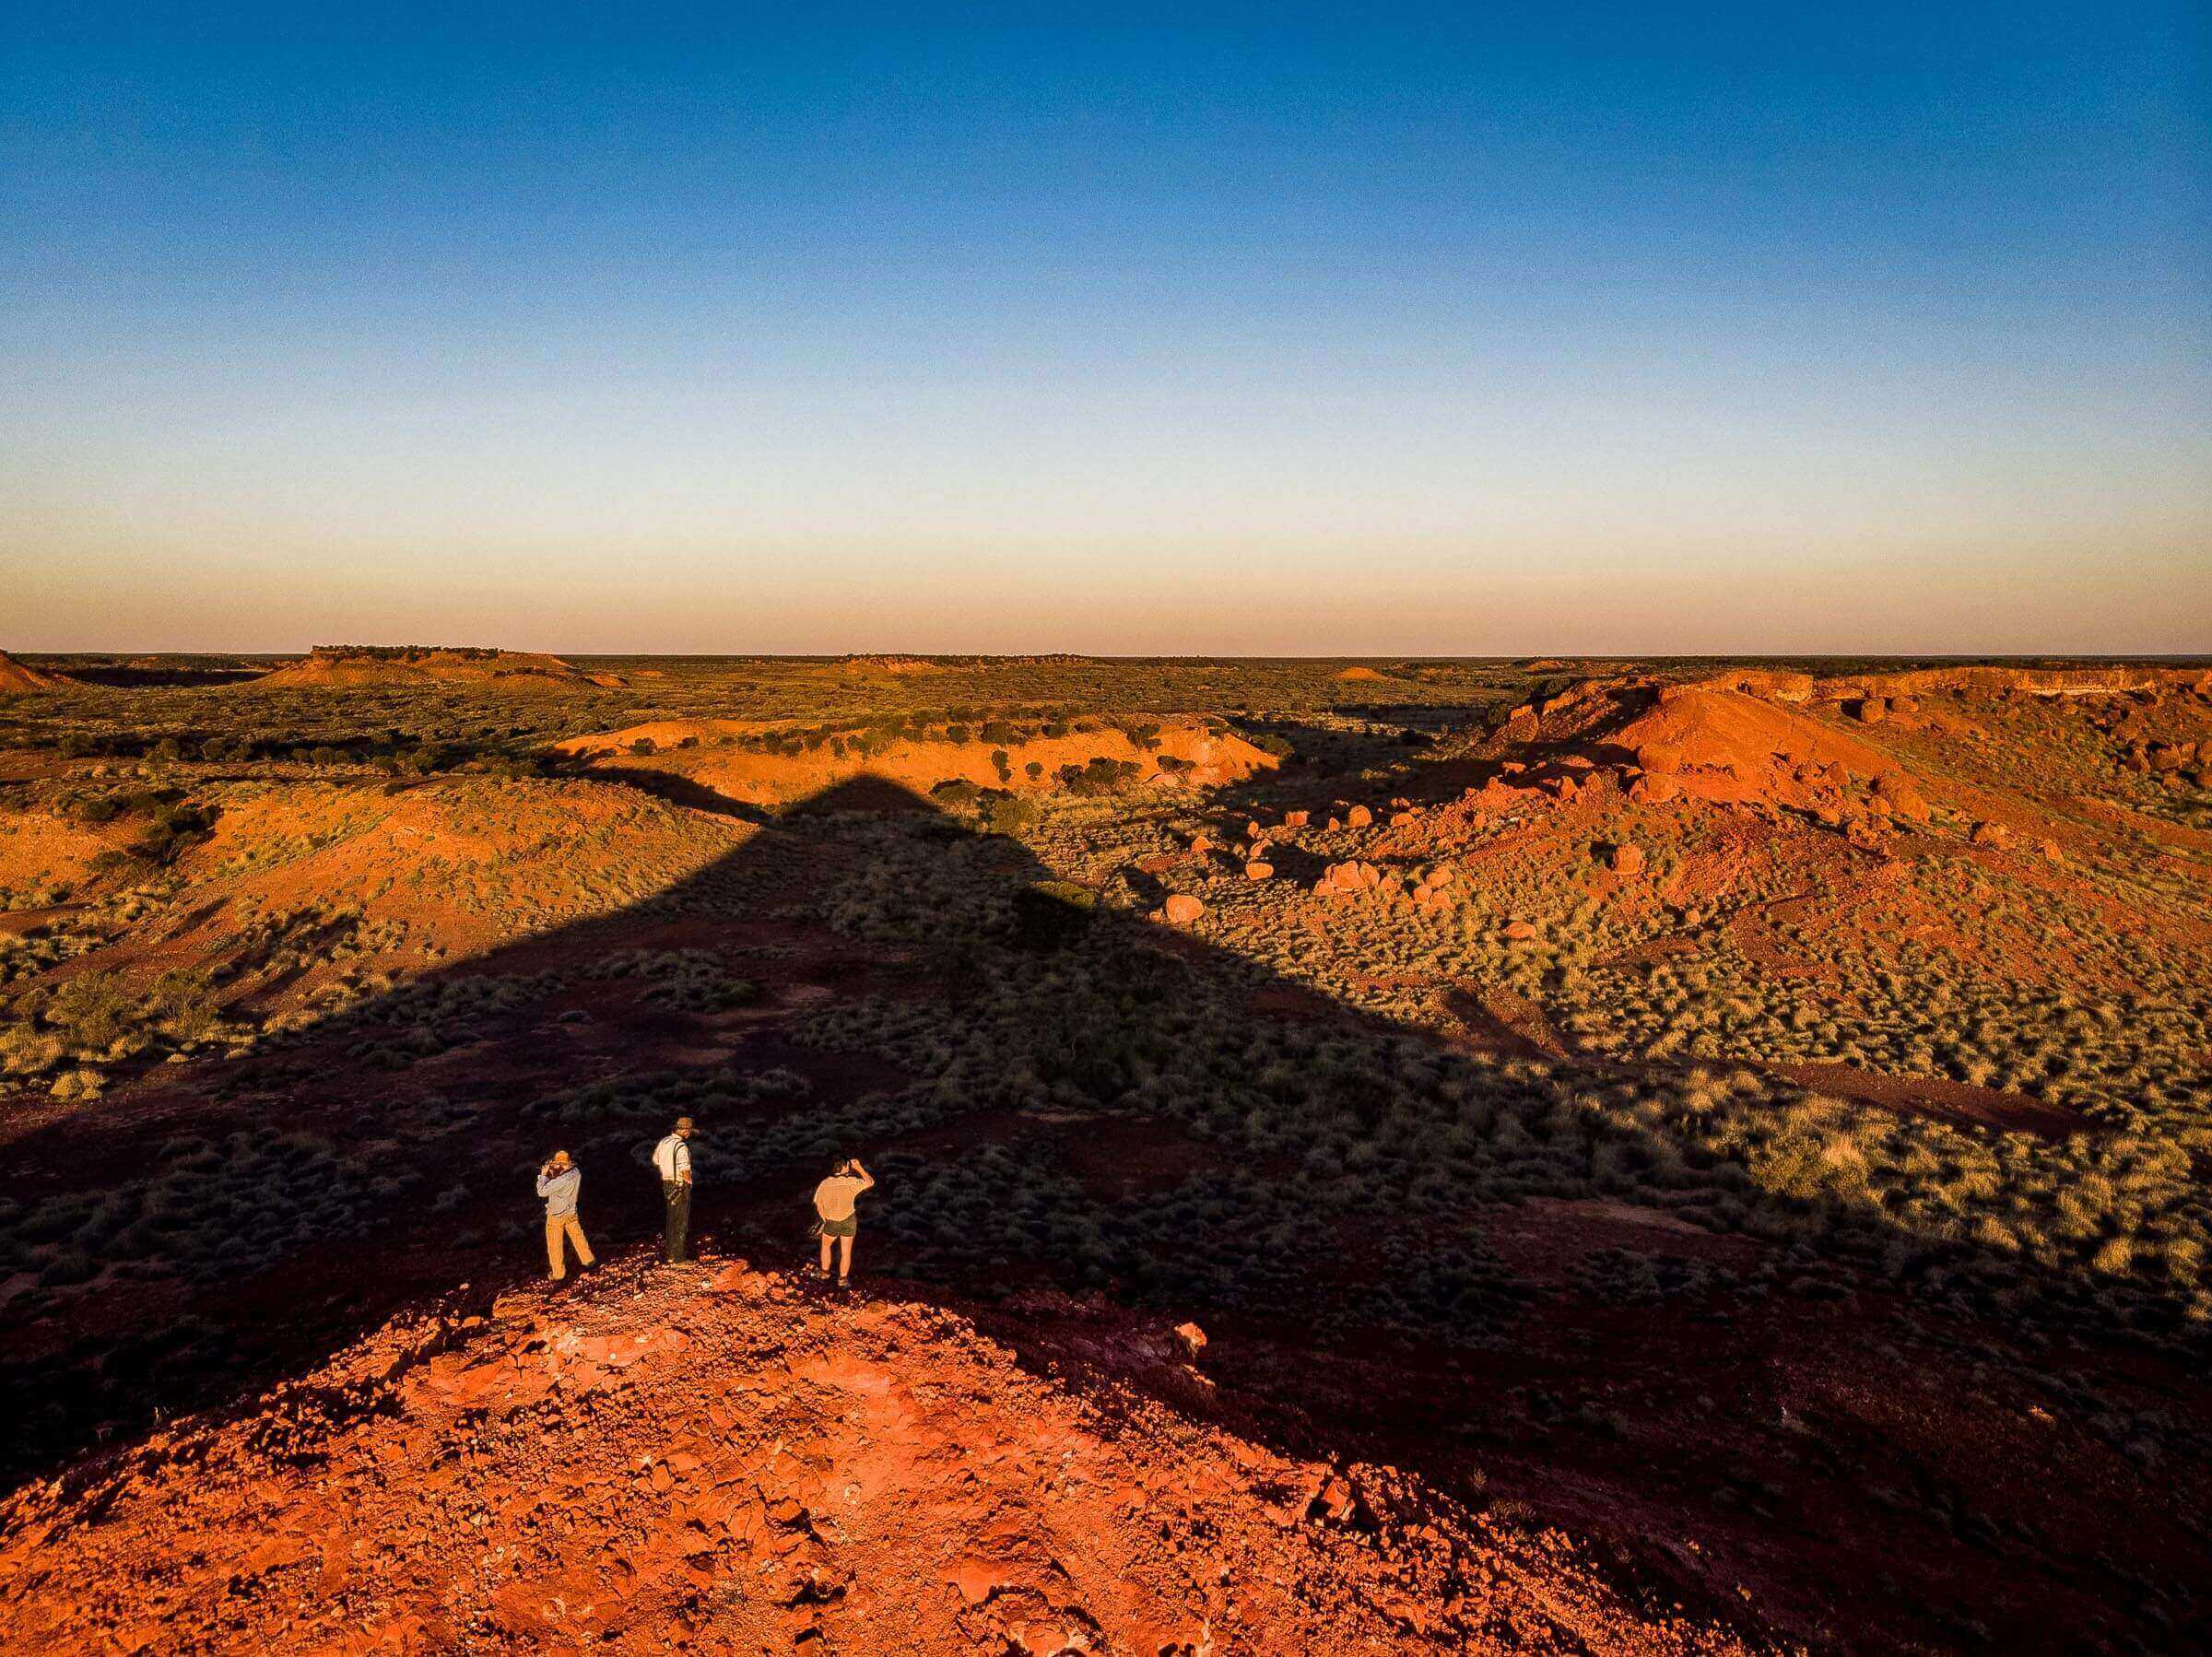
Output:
top-left (3, 3), bottom-right (2206, 652)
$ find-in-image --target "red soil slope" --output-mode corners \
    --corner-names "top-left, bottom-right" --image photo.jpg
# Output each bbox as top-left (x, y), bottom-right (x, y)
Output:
top-left (0, 1258), bottom-right (1744, 1656)
top-left (105, 776), bottom-right (746, 977)
top-left (0, 652), bottom-right (66, 693)
top-left (0, 811), bottom-right (132, 910)
top-left (1494, 664), bottom-right (2212, 820)
top-left (1493, 677), bottom-right (1904, 815)
top-left (1608, 686), bottom-right (1898, 807)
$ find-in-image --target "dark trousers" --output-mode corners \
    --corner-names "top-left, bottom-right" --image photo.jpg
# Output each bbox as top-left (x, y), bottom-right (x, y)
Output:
top-left (662, 1181), bottom-right (692, 1262)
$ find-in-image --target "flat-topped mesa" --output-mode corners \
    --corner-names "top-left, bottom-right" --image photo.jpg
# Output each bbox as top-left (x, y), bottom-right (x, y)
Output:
top-left (840, 654), bottom-right (945, 676)
top-left (1619, 664), bottom-right (2206, 711)
top-left (254, 646), bottom-right (601, 690)
top-left (1806, 664), bottom-right (2212, 703)
top-left (0, 650), bottom-right (67, 692)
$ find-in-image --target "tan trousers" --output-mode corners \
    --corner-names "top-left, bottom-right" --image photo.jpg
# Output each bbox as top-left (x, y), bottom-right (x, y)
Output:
top-left (546, 1213), bottom-right (594, 1280)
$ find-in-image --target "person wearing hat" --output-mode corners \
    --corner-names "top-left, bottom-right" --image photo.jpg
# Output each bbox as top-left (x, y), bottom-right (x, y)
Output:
top-left (535, 1149), bottom-right (594, 1284)
top-left (652, 1117), bottom-right (697, 1264)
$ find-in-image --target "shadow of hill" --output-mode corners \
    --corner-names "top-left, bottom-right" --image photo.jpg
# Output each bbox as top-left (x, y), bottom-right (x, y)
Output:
top-left (583, 762), bottom-right (774, 821)
top-left (1, 770), bottom-right (2205, 1650)
top-left (56, 666), bottom-right (270, 689)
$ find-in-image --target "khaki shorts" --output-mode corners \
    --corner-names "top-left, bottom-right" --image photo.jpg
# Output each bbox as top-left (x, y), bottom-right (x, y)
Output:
top-left (818, 1214), bottom-right (857, 1239)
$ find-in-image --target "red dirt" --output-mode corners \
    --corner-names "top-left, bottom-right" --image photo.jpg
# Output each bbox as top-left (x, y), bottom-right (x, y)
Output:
top-left (0, 1258), bottom-right (1748, 1656)
top-left (1487, 1198), bottom-right (1763, 1286)
top-left (1769, 1061), bottom-right (2080, 1137)
top-left (1444, 984), bottom-right (1569, 1059)
top-left (1608, 687), bottom-right (1895, 809)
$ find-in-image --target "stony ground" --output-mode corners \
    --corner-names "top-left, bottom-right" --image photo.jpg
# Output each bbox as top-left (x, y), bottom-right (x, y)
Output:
top-left (0, 1251), bottom-right (1751, 1655)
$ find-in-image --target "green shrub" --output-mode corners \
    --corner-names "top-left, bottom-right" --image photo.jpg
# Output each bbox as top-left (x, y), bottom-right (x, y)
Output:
top-left (986, 795), bottom-right (1038, 836)
top-left (50, 971), bottom-right (135, 1051)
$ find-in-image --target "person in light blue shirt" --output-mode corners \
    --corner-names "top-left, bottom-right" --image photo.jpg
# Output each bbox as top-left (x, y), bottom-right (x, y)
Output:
top-left (535, 1149), bottom-right (594, 1283)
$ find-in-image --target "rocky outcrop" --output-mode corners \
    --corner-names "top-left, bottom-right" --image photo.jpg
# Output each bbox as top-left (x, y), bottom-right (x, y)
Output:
top-left (1315, 861), bottom-right (1385, 897)
top-left (1411, 865), bottom-right (1457, 912)
top-left (0, 651), bottom-right (65, 692)
top-left (0, 1260), bottom-right (1745, 1654)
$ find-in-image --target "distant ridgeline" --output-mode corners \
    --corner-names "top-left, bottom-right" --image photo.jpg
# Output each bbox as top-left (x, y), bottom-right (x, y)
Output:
top-left (252, 647), bottom-right (615, 691)
top-left (308, 645), bottom-right (512, 663)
